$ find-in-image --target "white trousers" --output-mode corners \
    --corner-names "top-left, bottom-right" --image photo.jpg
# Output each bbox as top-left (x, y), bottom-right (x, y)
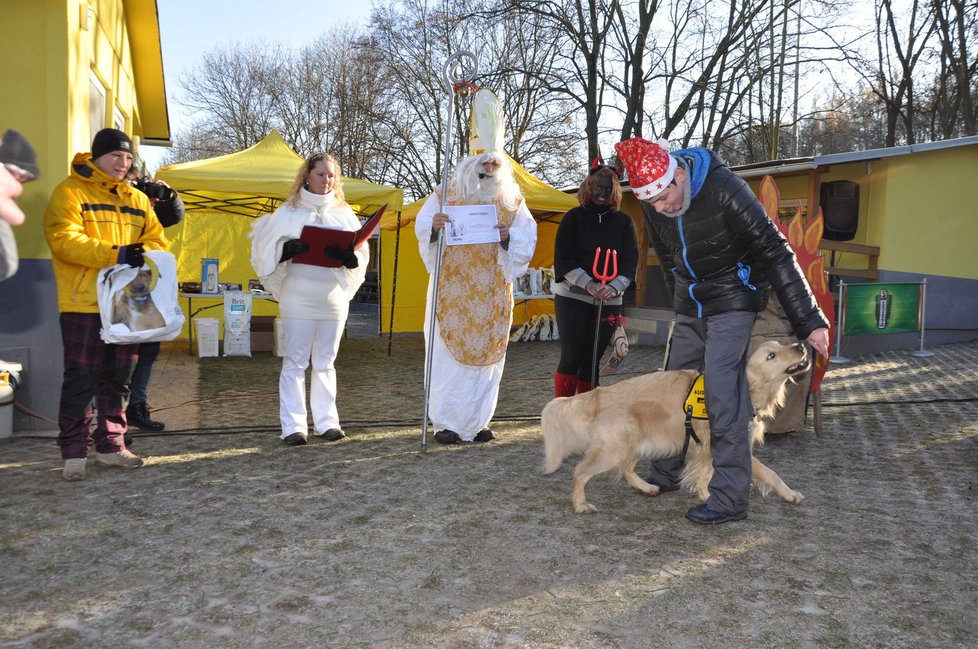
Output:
top-left (424, 319), bottom-right (505, 441)
top-left (278, 318), bottom-right (344, 438)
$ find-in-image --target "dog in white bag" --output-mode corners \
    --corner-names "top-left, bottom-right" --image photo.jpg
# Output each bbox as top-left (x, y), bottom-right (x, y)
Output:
top-left (98, 250), bottom-right (185, 344)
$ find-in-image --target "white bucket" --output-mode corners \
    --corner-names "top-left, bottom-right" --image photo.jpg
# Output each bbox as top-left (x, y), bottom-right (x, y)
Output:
top-left (194, 318), bottom-right (220, 357)
top-left (0, 361), bottom-right (22, 439)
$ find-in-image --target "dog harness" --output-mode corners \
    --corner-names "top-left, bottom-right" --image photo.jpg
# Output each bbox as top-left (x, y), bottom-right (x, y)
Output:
top-left (680, 374), bottom-right (706, 463)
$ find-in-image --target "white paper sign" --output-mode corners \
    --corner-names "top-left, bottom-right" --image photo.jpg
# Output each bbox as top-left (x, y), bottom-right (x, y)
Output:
top-left (443, 204), bottom-right (500, 246)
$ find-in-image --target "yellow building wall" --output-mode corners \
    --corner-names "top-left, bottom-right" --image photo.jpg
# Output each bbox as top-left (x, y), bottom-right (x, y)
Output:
top-left (745, 150), bottom-right (977, 280)
top-left (0, 0), bottom-right (144, 260)
top-left (873, 147), bottom-right (978, 280)
top-left (0, 1), bottom-right (69, 259)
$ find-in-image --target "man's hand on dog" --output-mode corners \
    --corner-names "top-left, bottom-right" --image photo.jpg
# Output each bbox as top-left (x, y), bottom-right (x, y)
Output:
top-left (325, 245), bottom-right (358, 269)
top-left (279, 238), bottom-right (309, 263)
top-left (807, 327), bottom-right (830, 358)
top-left (117, 243), bottom-right (145, 268)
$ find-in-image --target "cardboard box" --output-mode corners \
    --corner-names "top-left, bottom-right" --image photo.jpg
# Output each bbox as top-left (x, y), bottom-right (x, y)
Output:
top-left (251, 316), bottom-right (275, 352)
top-left (251, 332), bottom-right (275, 353)
top-left (201, 258), bottom-right (220, 294)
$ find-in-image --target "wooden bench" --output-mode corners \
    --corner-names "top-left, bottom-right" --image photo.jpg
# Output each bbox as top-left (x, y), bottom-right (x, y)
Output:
top-left (819, 241), bottom-right (880, 281)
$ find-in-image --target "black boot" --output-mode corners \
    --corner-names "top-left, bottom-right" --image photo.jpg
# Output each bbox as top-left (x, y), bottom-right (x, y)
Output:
top-left (126, 403), bottom-right (165, 431)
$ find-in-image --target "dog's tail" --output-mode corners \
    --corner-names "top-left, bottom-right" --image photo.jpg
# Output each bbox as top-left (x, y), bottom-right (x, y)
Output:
top-left (541, 395), bottom-right (592, 474)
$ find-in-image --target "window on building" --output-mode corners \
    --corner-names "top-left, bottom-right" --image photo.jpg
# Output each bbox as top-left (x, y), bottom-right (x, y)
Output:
top-left (89, 72), bottom-right (106, 145)
top-left (113, 106), bottom-right (126, 132)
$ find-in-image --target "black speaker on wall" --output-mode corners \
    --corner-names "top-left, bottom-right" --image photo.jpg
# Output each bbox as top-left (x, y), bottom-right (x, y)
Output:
top-left (820, 180), bottom-right (860, 241)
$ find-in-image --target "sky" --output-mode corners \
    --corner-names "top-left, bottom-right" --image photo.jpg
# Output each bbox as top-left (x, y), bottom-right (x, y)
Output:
top-left (139, 0), bottom-right (374, 170)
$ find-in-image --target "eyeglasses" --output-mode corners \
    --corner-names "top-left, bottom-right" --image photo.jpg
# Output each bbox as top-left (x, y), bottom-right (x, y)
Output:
top-left (3, 162), bottom-right (37, 184)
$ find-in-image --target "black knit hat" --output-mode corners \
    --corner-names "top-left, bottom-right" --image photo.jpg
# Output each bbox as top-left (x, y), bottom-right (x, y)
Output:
top-left (0, 129), bottom-right (40, 180)
top-left (91, 128), bottom-right (133, 160)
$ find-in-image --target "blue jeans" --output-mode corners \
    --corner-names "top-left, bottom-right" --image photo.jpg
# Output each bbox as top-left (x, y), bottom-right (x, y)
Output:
top-left (129, 342), bottom-right (160, 407)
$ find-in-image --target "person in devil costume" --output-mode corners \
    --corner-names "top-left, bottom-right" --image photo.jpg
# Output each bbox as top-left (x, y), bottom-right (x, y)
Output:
top-left (552, 159), bottom-right (639, 397)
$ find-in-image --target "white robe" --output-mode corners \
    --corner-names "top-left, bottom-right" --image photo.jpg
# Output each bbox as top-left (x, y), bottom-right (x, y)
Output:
top-left (250, 189), bottom-right (368, 438)
top-left (415, 193), bottom-right (537, 440)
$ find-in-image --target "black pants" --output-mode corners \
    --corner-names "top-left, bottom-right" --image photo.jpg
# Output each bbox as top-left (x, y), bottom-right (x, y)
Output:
top-left (554, 295), bottom-right (621, 385)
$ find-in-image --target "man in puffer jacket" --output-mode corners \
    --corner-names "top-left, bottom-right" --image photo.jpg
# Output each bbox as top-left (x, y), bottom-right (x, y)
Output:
top-left (615, 137), bottom-right (830, 525)
top-left (44, 128), bottom-right (167, 481)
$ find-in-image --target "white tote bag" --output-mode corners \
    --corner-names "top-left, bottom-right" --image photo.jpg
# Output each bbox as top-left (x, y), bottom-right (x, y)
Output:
top-left (97, 250), bottom-right (185, 344)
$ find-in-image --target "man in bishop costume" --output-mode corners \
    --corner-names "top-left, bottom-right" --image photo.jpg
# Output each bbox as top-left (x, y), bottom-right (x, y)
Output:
top-left (415, 148), bottom-right (537, 444)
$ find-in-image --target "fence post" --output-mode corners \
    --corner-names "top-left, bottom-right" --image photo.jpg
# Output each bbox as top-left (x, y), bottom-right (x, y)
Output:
top-left (830, 279), bottom-right (850, 364)
top-left (910, 278), bottom-right (935, 358)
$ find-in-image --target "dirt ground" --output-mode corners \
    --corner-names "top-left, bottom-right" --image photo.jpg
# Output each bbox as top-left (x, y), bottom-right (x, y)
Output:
top-left (1, 308), bottom-right (976, 648)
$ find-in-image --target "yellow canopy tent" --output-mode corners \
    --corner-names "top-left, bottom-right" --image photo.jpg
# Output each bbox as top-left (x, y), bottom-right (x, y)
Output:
top-left (378, 154), bottom-right (578, 333)
top-left (155, 129), bottom-right (404, 339)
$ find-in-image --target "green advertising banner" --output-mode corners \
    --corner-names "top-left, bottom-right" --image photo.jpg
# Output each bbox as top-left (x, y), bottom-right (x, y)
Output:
top-left (842, 282), bottom-right (922, 336)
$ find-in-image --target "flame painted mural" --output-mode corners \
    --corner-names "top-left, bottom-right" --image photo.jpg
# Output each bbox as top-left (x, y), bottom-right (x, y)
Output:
top-left (757, 176), bottom-right (834, 393)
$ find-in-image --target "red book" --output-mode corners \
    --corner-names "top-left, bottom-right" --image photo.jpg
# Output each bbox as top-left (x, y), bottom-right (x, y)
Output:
top-left (293, 204), bottom-right (386, 268)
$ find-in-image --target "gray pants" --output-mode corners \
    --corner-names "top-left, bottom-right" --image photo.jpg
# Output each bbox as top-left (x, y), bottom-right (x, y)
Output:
top-left (647, 311), bottom-right (756, 514)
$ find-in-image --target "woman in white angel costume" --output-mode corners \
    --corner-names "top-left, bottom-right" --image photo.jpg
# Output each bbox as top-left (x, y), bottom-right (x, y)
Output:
top-left (251, 153), bottom-right (367, 446)
top-left (415, 151), bottom-right (537, 444)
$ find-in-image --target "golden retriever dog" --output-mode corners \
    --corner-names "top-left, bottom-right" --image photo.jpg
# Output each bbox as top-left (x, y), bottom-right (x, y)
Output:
top-left (542, 340), bottom-right (810, 514)
top-left (111, 267), bottom-right (166, 331)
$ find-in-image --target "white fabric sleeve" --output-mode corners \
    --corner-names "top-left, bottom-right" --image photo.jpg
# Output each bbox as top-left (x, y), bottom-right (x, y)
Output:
top-left (498, 200), bottom-right (537, 282)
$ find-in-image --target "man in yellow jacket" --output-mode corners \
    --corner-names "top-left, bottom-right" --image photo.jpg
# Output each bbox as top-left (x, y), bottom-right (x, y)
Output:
top-left (44, 128), bottom-right (167, 481)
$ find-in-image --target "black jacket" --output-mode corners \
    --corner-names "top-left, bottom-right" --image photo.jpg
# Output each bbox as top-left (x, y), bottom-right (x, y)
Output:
top-left (554, 205), bottom-right (639, 285)
top-left (153, 191), bottom-right (185, 228)
top-left (642, 149), bottom-right (827, 340)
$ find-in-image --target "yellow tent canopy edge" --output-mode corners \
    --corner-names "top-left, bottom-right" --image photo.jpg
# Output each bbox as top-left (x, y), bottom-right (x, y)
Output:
top-left (157, 129), bottom-right (404, 218)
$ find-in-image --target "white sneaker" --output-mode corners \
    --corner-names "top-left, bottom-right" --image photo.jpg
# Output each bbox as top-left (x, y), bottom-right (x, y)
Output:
top-left (94, 448), bottom-right (144, 469)
top-left (63, 458), bottom-right (87, 481)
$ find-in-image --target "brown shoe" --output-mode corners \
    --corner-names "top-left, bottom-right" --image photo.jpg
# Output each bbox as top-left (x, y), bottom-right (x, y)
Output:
top-left (94, 448), bottom-right (144, 469)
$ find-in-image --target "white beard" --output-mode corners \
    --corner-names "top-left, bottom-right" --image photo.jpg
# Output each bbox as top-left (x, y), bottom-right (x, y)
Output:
top-left (472, 174), bottom-right (502, 204)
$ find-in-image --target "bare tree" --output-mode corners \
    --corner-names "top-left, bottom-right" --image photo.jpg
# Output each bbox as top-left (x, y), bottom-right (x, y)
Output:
top-left (609, 1), bottom-right (659, 142)
top-left (846, 0), bottom-right (937, 146)
top-left (930, 0), bottom-right (977, 137)
top-left (365, 0), bottom-right (473, 200)
top-left (501, 0), bottom-right (621, 161)
top-left (179, 42), bottom-right (286, 152)
top-left (477, 9), bottom-right (583, 184)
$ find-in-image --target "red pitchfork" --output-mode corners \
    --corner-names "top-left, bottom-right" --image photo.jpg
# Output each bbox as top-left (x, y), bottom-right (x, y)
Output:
top-left (591, 247), bottom-right (619, 384)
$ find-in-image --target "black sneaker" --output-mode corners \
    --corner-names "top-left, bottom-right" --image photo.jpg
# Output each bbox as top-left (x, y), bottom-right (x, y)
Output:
top-left (434, 430), bottom-right (462, 445)
top-left (283, 432), bottom-right (307, 446)
top-left (318, 428), bottom-right (346, 442)
top-left (473, 428), bottom-right (495, 443)
top-left (126, 403), bottom-right (165, 431)
top-left (685, 504), bottom-right (747, 525)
